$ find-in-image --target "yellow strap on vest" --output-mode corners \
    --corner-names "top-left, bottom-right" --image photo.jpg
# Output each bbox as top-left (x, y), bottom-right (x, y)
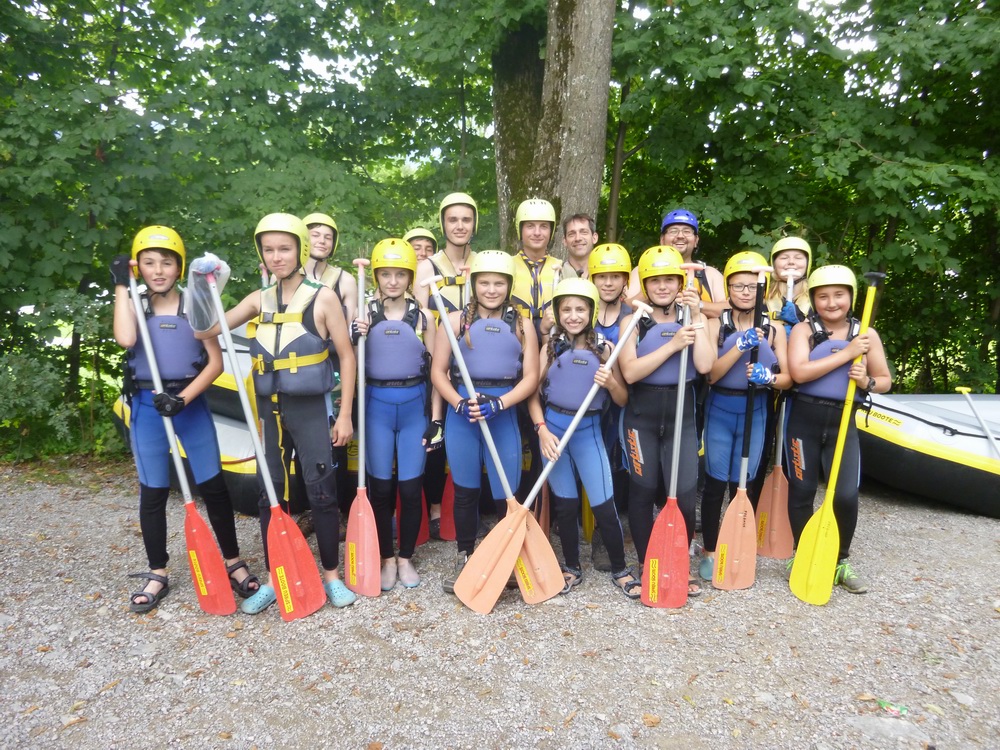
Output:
top-left (251, 349), bottom-right (329, 374)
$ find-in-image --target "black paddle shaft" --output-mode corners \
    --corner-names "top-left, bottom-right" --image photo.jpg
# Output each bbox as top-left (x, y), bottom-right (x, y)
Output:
top-left (738, 273), bottom-right (767, 474)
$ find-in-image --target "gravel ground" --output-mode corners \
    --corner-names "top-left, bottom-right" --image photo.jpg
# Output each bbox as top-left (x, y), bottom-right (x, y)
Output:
top-left (1, 457), bottom-right (998, 750)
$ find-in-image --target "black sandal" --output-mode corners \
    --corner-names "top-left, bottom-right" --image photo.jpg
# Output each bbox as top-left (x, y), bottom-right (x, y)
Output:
top-left (613, 567), bottom-right (642, 600)
top-left (428, 517), bottom-right (442, 540)
top-left (560, 565), bottom-right (583, 595)
top-left (128, 572), bottom-right (170, 613)
top-left (226, 561), bottom-right (260, 599)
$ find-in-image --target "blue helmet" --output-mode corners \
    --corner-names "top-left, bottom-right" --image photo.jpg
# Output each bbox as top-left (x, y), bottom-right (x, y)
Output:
top-left (660, 209), bottom-right (699, 235)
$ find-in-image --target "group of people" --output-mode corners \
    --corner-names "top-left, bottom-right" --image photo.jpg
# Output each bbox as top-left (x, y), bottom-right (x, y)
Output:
top-left (113, 194), bottom-right (891, 616)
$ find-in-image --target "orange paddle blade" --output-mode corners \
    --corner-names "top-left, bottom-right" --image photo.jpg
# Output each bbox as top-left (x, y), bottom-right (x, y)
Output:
top-left (756, 470), bottom-right (793, 559)
top-left (789, 499), bottom-right (839, 605)
top-left (454, 504), bottom-right (529, 614)
top-left (345, 489), bottom-right (381, 597)
top-left (184, 503), bottom-right (236, 616)
top-left (514, 501), bottom-right (564, 604)
top-left (267, 505), bottom-right (327, 622)
top-left (713, 490), bottom-right (757, 590)
top-left (641, 497), bottom-right (689, 608)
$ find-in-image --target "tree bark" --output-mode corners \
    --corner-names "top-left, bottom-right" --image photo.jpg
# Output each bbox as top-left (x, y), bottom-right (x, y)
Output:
top-left (492, 0), bottom-right (615, 254)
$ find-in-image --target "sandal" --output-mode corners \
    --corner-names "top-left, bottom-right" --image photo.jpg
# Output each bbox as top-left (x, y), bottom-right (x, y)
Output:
top-left (128, 572), bottom-right (170, 613)
top-left (428, 518), bottom-right (442, 540)
top-left (559, 565), bottom-right (583, 595)
top-left (240, 584), bottom-right (276, 615)
top-left (688, 578), bottom-right (703, 597)
top-left (226, 561), bottom-right (260, 599)
top-left (612, 567), bottom-right (642, 600)
top-left (324, 579), bottom-right (357, 608)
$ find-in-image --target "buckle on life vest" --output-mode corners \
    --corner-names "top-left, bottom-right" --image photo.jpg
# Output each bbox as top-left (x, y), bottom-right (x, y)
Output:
top-left (252, 350), bottom-right (329, 375)
top-left (257, 311), bottom-right (304, 325)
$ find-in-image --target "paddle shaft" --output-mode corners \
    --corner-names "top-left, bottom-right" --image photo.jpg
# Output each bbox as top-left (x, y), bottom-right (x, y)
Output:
top-left (666, 266), bottom-right (699, 498)
top-left (354, 260), bottom-right (368, 488)
top-left (521, 299), bottom-right (652, 508)
top-left (821, 274), bottom-right (883, 506)
top-left (737, 268), bottom-right (770, 490)
top-left (956, 387), bottom-right (1000, 460)
top-left (423, 277), bottom-right (517, 500)
top-left (206, 272), bottom-right (283, 509)
top-left (127, 276), bottom-right (197, 507)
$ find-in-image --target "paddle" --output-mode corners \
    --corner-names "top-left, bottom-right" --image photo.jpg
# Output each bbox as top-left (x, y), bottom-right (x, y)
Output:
top-left (757, 270), bottom-right (798, 559)
top-left (423, 275), bottom-right (545, 612)
top-left (642, 264), bottom-right (701, 609)
top-left (956, 387), bottom-right (1000, 460)
top-left (790, 271), bottom-right (885, 605)
top-left (344, 259), bottom-right (381, 597)
top-left (713, 265), bottom-right (771, 590)
top-left (205, 271), bottom-right (327, 621)
top-left (126, 275), bottom-right (236, 616)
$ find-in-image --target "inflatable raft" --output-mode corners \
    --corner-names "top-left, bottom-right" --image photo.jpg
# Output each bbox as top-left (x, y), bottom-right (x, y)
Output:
top-left (856, 393), bottom-right (1000, 518)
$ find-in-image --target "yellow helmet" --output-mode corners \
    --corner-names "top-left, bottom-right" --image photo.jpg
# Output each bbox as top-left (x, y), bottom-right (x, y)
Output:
top-left (588, 243), bottom-right (632, 277)
top-left (552, 278), bottom-right (600, 328)
top-left (723, 251), bottom-right (770, 298)
top-left (770, 236), bottom-right (812, 277)
top-left (515, 199), bottom-right (556, 242)
top-left (254, 213), bottom-right (310, 271)
top-left (439, 193), bottom-right (478, 236)
top-left (302, 212), bottom-right (339, 257)
top-left (402, 227), bottom-right (437, 252)
top-left (808, 265), bottom-right (857, 304)
top-left (637, 245), bottom-right (684, 291)
top-left (371, 238), bottom-right (417, 284)
top-left (131, 225), bottom-right (185, 278)
top-left (469, 250), bottom-right (514, 298)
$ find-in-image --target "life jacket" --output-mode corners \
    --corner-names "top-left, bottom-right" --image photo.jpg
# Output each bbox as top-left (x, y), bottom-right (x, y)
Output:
top-left (594, 302), bottom-right (633, 346)
top-left (427, 250), bottom-right (470, 320)
top-left (454, 305), bottom-right (522, 387)
top-left (365, 297), bottom-right (429, 386)
top-left (316, 265), bottom-right (344, 303)
top-left (126, 290), bottom-right (207, 391)
top-left (714, 308), bottom-right (779, 390)
top-left (543, 335), bottom-right (608, 414)
top-left (511, 252), bottom-right (563, 321)
top-left (248, 279), bottom-right (334, 397)
top-left (634, 310), bottom-right (696, 386)
top-left (796, 313), bottom-right (863, 402)
top-left (694, 266), bottom-right (714, 303)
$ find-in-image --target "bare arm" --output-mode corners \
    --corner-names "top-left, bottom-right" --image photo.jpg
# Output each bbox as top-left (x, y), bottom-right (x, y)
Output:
top-left (177, 336), bottom-right (224, 404)
top-left (430, 311), bottom-right (464, 411)
top-left (193, 290), bottom-right (261, 340)
top-left (113, 285), bottom-right (137, 348)
top-left (318, 287), bottom-right (356, 444)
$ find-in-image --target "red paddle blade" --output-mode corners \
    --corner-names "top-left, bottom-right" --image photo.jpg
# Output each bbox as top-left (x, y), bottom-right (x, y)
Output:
top-left (345, 489), bottom-right (381, 597)
top-left (267, 505), bottom-right (326, 622)
top-left (641, 497), bottom-right (689, 608)
top-left (184, 503), bottom-right (237, 616)
top-left (439, 471), bottom-right (456, 541)
top-left (713, 490), bottom-right (757, 590)
top-left (514, 501), bottom-right (564, 604)
top-left (757, 470), bottom-right (793, 559)
top-left (789, 500), bottom-right (839, 605)
top-left (454, 504), bottom-right (529, 614)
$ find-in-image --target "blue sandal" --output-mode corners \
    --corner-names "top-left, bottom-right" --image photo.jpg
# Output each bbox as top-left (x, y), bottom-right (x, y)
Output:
top-left (324, 579), bottom-right (357, 608)
top-left (240, 584), bottom-right (276, 615)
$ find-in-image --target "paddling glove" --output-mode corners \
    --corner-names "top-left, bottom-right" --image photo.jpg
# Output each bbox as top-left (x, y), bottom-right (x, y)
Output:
top-left (110, 254), bottom-right (132, 289)
top-left (423, 419), bottom-right (444, 450)
top-left (779, 300), bottom-right (800, 326)
top-left (186, 254), bottom-right (231, 333)
top-left (478, 395), bottom-right (505, 421)
top-left (350, 319), bottom-right (362, 345)
top-left (748, 363), bottom-right (775, 386)
top-left (736, 328), bottom-right (760, 352)
top-left (153, 391), bottom-right (186, 417)
top-left (454, 398), bottom-right (474, 420)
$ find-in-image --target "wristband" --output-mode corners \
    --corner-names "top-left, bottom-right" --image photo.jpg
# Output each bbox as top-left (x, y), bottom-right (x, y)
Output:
top-left (534, 421), bottom-right (546, 433)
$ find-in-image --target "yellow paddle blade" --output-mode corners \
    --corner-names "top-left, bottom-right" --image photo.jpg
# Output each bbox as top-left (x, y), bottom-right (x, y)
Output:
top-left (581, 489), bottom-right (595, 542)
top-left (789, 500), bottom-right (839, 605)
top-left (515, 503), bottom-right (564, 604)
top-left (454, 504), bottom-right (529, 614)
top-left (713, 491), bottom-right (757, 590)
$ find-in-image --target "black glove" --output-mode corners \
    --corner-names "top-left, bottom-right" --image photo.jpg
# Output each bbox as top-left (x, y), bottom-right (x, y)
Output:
top-left (478, 394), bottom-right (505, 421)
top-left (422, 419), bottom-right (444, 450)
top-left (110, 254), bottom-right (132, 289)
top-left (454, 398), bottom-right (474, 420)
top-left (153, 392), bottom-right (186, 417)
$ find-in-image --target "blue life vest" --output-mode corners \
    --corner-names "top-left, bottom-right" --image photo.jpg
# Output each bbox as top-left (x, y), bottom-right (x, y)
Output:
top-left (594, 302), bottom-right (633, 346)
top-left (543, 338), bottom-right (607, 414)
top-left (366, 297), bottom-right (429, 385)
top-left (635, 316), bottom-right (695, 387)
top-left (456, 306), bottom-right (522, 386)
top-left (714, 309), bottom-right (778, 391)
top-left (128, 291), bottom-right (207, 387)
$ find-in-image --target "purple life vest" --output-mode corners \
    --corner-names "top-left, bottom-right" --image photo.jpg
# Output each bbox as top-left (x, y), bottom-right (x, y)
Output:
top-left (544, 345), bottom-right (607, 413)
top-left (635, 320), bottom-right (694, 386)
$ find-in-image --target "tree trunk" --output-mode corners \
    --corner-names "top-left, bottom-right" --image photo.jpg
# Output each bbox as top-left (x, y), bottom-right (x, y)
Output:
top-left (492, 0), bottom-right (615, 255)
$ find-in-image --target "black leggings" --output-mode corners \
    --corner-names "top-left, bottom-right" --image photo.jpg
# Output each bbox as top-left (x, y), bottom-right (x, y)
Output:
top-left (369, 476), bottom-right (423, 559)
top-left (784, 397), bottom-right (860, 560)
top-left (138, 472), bottom-right (240, 569)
